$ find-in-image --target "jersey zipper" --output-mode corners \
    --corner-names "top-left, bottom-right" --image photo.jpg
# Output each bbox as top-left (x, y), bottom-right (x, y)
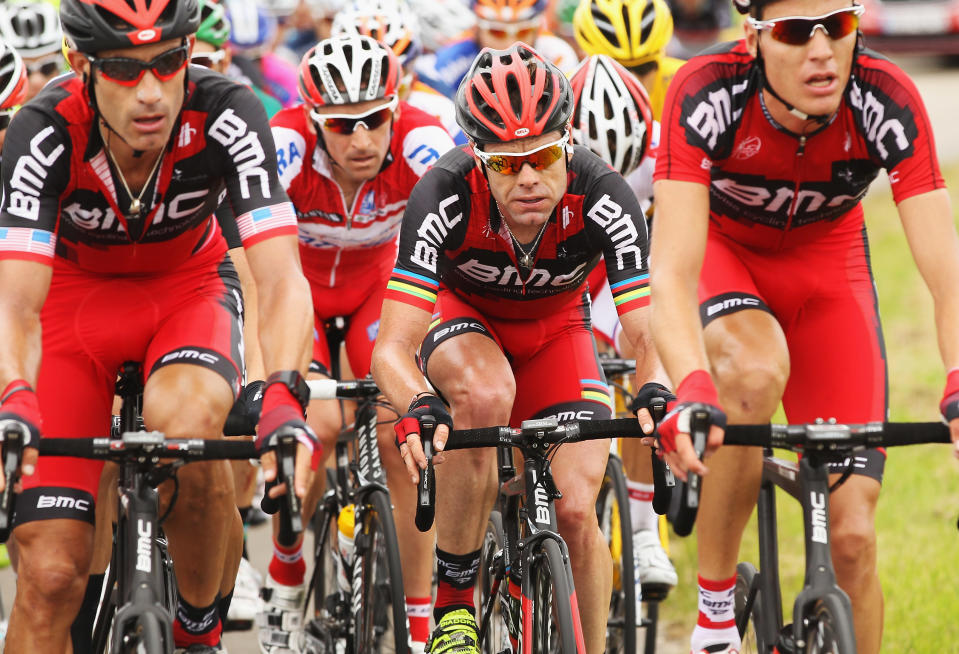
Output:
top-left (778, 135), bottom-right (807, 249)
top-left (328, 179), bottom-right (373, 286)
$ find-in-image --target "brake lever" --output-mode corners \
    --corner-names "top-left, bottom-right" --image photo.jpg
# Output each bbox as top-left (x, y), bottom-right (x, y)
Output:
top-left (414, 415), bottom-right (436, 533)
top-left (0, 422), bottom-right (26, 542)
top-left (685, 408), bottom-right (710, 510)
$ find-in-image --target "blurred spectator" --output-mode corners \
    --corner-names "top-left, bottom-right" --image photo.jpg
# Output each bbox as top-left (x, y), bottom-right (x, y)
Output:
top-left (0, 0), bottom-right (64, 102)
top-left (666, 0), bottom-right (738, 57)
top-left (415, 0), bottom-right (580, 99)
top-left (332, 0), bottom-right (467, 144)
top-left (406, 0), bottom-right (477, 52)
top-left (224, 0), bottom-right (300, 107)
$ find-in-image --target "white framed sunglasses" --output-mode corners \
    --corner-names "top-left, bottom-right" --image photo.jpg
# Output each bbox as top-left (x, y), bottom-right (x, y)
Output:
top-left (190, 50), bottom-right (228, 69)
top-left (310, 96), bottom-right (399, 135)
top-left (747, 5), bottom-right (864, 45)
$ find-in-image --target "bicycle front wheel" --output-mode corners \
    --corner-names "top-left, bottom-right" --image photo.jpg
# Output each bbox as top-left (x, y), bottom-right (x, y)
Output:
top-left (801, 593), bottom-right (856, 654)
top-left (596, 455), bottom-right (638, 654)
top-left (734, 562), bottom-right (765, 654)
top-left (352, 488), bottom-right (409, 654)
top-left (526, 538), bottom-right (582, 654)
top-left (477, 512), bottom-right (512, 654)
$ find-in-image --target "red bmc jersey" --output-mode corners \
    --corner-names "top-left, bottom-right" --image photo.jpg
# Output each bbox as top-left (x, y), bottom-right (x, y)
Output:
top-left (0, 67), bottom-right (296, 273)
top-left (270, 102), bottom-right (455, 288)
top-left (655, 41), bottom-right (944, 250)
top-left (385, 145), bottom-right (651, 320)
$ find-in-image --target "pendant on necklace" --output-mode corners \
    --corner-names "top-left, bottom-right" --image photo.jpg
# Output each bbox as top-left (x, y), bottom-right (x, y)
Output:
top-left (129, 198), bottom-right (141, 217)
top-left (520, 253), bottom-right (532, 268)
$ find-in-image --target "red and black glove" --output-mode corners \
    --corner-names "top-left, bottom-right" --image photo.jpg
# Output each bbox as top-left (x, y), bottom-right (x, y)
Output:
top-left (656, 370), bottom-right (726, 454)
top-left (940, 369), bottom-right (959, 422)
top-left (394, 393), bottom-right (453, 450)
top-left (0, 379), bottom-right (42, 448)
top-left (256, 372), bottom-right (320, 470)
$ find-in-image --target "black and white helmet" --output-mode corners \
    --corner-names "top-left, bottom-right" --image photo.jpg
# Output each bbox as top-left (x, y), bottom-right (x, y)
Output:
top-left (0, 1), bottom-right (62, 58)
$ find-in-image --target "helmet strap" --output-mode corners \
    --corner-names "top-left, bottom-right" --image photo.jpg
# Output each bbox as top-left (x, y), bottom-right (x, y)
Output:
top-left (755, 41), bottom-right (833, 126)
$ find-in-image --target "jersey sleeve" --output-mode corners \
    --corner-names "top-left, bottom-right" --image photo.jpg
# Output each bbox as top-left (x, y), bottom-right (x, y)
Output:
top-left (401, 123), bottom-right (456, 179)
top-left (206, 83), bottom-right (297, 248)
top-left (384, 165), bottom-right (469, 312)
top-left (852, 54), bottom-right (945, 204)
top-left (214, 197), bottom-right (242, 249)
top-left (582, 171), bottom-right (651, 315)
top-left (0, 105), bottom-right (71, 264)
top-left (655, 52), bottom-right (750, 187)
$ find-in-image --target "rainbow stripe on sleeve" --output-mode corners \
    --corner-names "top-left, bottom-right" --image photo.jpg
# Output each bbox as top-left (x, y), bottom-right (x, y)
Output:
top-left (385, 268), bottom-right (440, 312)
top-left (581, 378), bottom-right (613, 411)
top-left (611, 273), bottom-right (651, 313)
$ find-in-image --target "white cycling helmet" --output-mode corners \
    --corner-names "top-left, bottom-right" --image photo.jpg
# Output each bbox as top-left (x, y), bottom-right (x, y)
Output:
top-left (331, 0), bottom-right (422, 66)
top-left (298, 34), bottom-right (401, 106)
top-left (569, 54), bottom-right (653, 176)
top-left (406, 0), bottom-right (476, 52)
top-left (0, 1), bottom-right (62, 58)
top-left (262, 0), bottom-right (301, 18)
top-left (0, 40), bottom-right (28, 112)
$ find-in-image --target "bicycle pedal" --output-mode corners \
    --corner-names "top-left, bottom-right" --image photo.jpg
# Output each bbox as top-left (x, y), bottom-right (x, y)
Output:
top-left (775, 623), bottom-right (797, 654)
top-left (639, 582), bottom-right (670, 602)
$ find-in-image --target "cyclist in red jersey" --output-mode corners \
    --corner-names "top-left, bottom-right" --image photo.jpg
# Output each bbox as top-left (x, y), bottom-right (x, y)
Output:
top-left (0, 1), bottom-right (316, 652)
top-left (371, 43), bottom-right (661, 654)
top-left (650, 0), bottom-right (959, 652)
top-left (263, 34), bottom-right (455, 653)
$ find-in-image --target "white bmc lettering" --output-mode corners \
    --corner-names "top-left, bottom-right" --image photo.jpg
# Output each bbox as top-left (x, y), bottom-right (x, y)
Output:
top-left (412, 194), bottom-right (461, 273)
top-left (712, 178), bottom-right (857, 214)
top-left (458, 259), bottom-right (588, 288)
top-left (209, 109), bottom-right (270, 200)
top-left (544, 410), bottom-right (595, 421)
top-left (533, 485), bottom-right (550, 525)
top-left (685, 81), bottom-right (748, 150)
top-left (810, 491), bottom-right (828, 544)
top-left (63, 203), bottom-right (123, 232)
top-left (848, 81), bottom-right (909, 161)
top-left (586, 195), bottom-right (643, 271)
top-left (37, 495), bottom-right (90, 511)
top-left (161, 350), bottom-right (219, 365)
top-left (706, 297), bottom-right (760, 317)
top-left (8, 127), bottom-right (65, 221)
top-left (136, 519), bottom-right (152, 573)
top-left (432, 321), bottom-right (485, 342)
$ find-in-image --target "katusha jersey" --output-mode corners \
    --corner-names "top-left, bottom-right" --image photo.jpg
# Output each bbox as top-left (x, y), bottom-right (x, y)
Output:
top-left (0, 67), bottom-right (296, 274)
top-left (655, 40), bottom-right (944, 251)
top-left (385, 145), bottom-right (651, 321)
top-left (270, 102), bottom-right (455, 288)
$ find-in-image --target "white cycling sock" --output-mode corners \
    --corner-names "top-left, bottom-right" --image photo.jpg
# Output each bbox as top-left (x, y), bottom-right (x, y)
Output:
top-left (690, 574), bottom-right (740, 653)
top-left (626, 480), bottom-right (657, 533)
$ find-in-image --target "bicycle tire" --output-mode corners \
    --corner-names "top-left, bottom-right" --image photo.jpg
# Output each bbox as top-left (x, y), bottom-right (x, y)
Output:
top-left (311, 470), bottom-right (339, 619)
top-left (596, 455), bottom-right (639, 654)
top-left (734, 562), bottom-right (765, 654)
top-left (352, 488), bottom-right (409, 654)
top-left (477, 511), bottom-right (512, 654)
top-left (526, 538), bottom-right (582, 653)
top-left (800, 592), bottom-right (856, 654)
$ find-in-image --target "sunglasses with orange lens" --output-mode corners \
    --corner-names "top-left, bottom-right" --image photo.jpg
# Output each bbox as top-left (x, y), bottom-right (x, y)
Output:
top-left (475, 134), bottom-right (569, 175)
top-left (748, 5), bottom-right (864, 45)
top-left (476, 17), bottom-right (540, 40)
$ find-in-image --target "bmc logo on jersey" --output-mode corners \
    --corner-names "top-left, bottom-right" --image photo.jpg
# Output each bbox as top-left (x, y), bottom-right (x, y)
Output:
top-left (458, 258), bottom-right (589, 288)
top-left (412, 194), bottom-right (462, 273)
top-left (847, 78), bottom-right (917, 169)
top-left (209, 109), bottom-right (271, 201)
top-left (7, 126), bottom-right (66, 221)
top-left (682, 77), bottom-right (750, 152)
top-left (585, 194), bottom-right (645, 271)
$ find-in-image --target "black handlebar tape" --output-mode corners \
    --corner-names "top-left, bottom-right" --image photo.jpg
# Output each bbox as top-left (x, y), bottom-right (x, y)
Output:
top-left (720, 424), bottom-right (773, 447)
top-left (873, 422), bottom-right (950, 446)
top-left (414, 416), bottom-right (437, 533)
top-left (575, 418), bottom-right (647, 440)
top-left (443, 426), bottom-right (508, 450)
top-left (39, 438), bottom-right (98, 457)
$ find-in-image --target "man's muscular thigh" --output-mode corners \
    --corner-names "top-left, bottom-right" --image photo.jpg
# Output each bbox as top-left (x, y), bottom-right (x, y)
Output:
top-left (704, 309), bottom-right (790, 422)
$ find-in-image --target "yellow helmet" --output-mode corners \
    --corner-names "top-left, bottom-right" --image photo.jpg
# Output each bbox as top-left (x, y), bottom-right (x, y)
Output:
top-left (573, 0), bottom-right (674, 68)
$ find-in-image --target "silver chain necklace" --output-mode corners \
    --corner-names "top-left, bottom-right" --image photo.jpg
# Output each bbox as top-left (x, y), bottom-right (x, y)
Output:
top-left (497, 201), bottom-right (549, 268)
top-left (104, 132), bottom-right (164, 219)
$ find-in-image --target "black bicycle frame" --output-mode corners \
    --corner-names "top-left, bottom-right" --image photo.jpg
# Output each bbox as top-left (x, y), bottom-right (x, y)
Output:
top-left (747, 451), bottom-right (853, 651)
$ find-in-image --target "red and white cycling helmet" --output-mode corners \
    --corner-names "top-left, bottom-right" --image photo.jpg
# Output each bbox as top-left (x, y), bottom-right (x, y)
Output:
top-left (331, 0), bottom-right (422, 67)
top-left (0, 40), bottom-right (28, 112)
top-left (407, 0), bottom-right (476, 51)
top-left (455, 42), bottom-right (573, 145)
top-left (569, 54), bottom-right (653, 176)
top-left (60, 0), bottom-right (200, 53)
top-left (298, 34), bottom-right (401, 107)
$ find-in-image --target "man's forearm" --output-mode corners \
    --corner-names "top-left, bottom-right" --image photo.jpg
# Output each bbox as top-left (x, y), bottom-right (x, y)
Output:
top-left (256, 277), bottom-right (313, 374)
top-left (0, 310), bottom-right (42, 389)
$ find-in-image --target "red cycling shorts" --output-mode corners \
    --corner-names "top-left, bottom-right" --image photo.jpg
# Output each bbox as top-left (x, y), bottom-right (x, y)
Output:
top-left (305, 248), bottom-right (392, 379)
top-left (15, 250), bottom-right (244, 525)
top-left (699, 222), bottom-right (887, 481)
top-left (418, 288), bottom-right (613, 424)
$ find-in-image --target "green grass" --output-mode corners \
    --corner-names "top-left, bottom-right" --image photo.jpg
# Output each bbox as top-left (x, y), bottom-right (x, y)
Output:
top-left (659, 168), bottom-right (959, 652)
